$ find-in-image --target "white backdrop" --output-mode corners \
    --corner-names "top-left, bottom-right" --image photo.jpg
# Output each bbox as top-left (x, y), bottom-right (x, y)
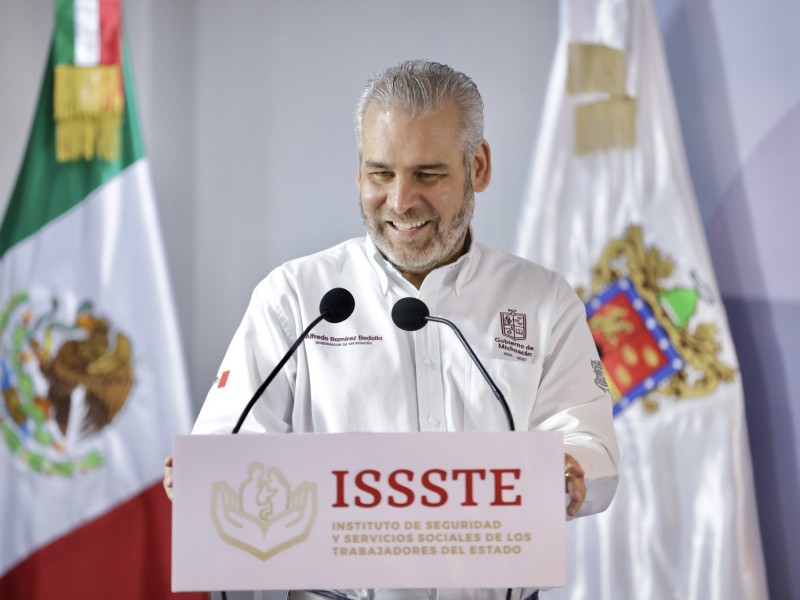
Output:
top-left (0, 1), bottom-right (558, 412)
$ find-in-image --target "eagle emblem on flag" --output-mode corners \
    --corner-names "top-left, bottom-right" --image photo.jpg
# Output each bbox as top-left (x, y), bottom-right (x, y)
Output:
top-left (582, 226), bottom-right (736, 415)
top-left (0, 291), bottom-right (135, 476)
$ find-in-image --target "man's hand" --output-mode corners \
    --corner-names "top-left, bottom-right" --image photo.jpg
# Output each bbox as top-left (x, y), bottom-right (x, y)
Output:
top-left (565, 453), bottom-right (586, 517)
top-left (163, 455), bottom-right (174, 501)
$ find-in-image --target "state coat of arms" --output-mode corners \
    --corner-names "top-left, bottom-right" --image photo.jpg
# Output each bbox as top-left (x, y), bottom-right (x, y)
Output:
top-left (581, 226), bottom-right (736, 415)
top-left (0, 291), bottom-right (135, 475)
top-left (500, 309), bottom-right (527, 341)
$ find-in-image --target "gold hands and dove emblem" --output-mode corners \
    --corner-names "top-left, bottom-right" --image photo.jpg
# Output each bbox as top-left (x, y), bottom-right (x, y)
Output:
top-left (211, 463), bottom-right (318, 560)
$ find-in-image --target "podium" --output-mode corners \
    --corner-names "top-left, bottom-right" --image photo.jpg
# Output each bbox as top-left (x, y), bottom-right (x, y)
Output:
top-left (172, 431), bottom-right (565, 592)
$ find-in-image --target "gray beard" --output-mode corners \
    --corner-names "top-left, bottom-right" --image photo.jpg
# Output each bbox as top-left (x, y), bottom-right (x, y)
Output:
top-left (360, 179), bottom-right (474, 275)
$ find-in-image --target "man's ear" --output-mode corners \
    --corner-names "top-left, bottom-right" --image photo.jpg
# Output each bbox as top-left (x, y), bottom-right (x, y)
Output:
top-left (470, 140), bottom-right (492, 193)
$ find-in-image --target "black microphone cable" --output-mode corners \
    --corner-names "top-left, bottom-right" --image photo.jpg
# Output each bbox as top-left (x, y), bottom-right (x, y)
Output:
top-left (231, 287), bottom-right (355, 433)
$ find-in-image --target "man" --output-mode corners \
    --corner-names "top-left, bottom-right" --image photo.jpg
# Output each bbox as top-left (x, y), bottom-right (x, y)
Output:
top-left (164, 60), bottom-right (619, 600)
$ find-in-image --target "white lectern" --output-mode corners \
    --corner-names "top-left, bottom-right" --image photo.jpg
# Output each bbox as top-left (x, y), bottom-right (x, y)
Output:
top-left (172, 431), bottom-right (565, 592)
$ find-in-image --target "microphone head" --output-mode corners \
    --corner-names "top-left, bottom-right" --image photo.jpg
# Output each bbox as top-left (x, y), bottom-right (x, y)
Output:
top-left (320, 288), bottom-right (355, 323)
top-left (391, 297), bottom-right (430, 331)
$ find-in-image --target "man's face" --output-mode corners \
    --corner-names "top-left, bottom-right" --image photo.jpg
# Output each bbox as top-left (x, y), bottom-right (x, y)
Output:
top-left (357, 100), bottom-right (486, 284)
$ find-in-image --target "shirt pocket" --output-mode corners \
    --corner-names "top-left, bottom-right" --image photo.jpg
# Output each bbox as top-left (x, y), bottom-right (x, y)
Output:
top-left (463, 357), bottom-right (543, 431)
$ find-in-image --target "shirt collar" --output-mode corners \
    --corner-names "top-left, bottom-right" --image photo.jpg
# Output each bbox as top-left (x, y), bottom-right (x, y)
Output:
top-left (364, 235), bottom-right (393, 295)
top-left (363, 227), bottom-right (480, 297)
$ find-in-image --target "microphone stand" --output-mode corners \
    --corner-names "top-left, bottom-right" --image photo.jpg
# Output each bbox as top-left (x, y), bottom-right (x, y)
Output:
top-left (231, 311), bottom-right (329, 434)
top-left (424, 315), bottom-right (516, 432)
top-left (225, 314), bottom-right (327, 600)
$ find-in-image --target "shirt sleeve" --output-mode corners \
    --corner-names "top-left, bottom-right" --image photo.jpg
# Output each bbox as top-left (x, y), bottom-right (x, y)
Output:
top-left (529, 275), bottom-right (620, 518)
top-left (192, 275), bottom-right (297, 435)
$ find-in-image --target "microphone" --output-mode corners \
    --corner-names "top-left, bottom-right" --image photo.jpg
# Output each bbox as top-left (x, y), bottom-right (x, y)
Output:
top-left (231, 287), bottom-right (355, 433)
top-left (319, 286), bottom-right (356, 323)
top-left (391, 297), bottom-right (515, 431)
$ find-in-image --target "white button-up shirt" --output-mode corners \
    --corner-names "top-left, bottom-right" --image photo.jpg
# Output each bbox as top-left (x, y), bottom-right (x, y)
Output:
top-left (193, 236), bottom-right (619, 600)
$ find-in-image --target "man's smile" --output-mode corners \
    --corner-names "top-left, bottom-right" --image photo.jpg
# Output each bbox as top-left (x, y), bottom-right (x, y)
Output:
top-left (388, 219), bottom-right (432, 232)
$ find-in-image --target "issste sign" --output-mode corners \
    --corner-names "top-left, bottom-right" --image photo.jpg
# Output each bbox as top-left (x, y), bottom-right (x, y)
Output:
top-left (172, 431), bottom-right (565, 591)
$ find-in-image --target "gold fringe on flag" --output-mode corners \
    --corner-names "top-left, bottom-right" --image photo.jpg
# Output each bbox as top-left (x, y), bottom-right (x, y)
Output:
top-left (566, 43), bottom-right (626, 96)
top-left (574, 96), bottom-right (637, 155)
top-left (54, 65), bottom-right (124, 162)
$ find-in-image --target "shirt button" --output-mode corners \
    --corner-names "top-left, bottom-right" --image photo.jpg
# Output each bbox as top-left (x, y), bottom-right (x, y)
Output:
top-left (423, 357), bottom-right (435, 368)
top-left (427, 415), bottom-right (441, 428)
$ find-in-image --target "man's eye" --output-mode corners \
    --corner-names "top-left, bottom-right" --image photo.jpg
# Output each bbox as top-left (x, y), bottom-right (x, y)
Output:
top-left (417, 172), bottom-right (443, 181)
top-left (370, 171), bottom-right (392, 181)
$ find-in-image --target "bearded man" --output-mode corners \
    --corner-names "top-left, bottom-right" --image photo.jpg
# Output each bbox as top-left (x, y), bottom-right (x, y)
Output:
top-left (165, 60), bottom-right (619, 600)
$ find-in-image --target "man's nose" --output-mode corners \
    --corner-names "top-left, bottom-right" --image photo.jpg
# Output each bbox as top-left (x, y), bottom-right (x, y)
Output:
top-left (388, 177), bottom-right (420, 214)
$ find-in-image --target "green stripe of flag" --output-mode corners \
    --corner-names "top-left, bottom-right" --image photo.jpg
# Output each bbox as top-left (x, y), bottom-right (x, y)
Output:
top-left (54, 0), bottom-right (75, 64)
top-left (0, 36), bottom-right (144, 259)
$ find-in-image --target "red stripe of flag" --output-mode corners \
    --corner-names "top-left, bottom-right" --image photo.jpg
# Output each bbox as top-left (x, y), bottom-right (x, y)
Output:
top-left (0, 482), bottom-right (207, 599)
top-left (99, 0), bottom-right (121, 65)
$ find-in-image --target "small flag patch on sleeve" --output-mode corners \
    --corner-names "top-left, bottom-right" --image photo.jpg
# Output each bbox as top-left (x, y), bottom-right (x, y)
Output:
top-left (217, 370), bottom-right (230, 388)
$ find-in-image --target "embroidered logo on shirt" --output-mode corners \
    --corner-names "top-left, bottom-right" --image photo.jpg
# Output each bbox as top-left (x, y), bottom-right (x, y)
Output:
top-left (591, 359), bottom-right (610, 393)
top-left (495, 309), bottom-right (534, 362)
top-left (307, 332), bottom-right (383, 347)
top-left (217, 370), bottom-right (230, 388)
top-left (500, 309), bottom-right (527, 341)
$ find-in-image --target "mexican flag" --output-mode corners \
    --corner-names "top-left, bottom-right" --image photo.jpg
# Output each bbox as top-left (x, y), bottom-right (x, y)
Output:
top-left (516, 0), bottom-right (769, 598)
top-left (0, 2), bottom-right (202, 598)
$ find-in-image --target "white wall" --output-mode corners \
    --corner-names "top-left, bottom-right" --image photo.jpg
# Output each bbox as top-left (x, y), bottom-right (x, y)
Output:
top-left (0, 0), bottom-right (558, 413)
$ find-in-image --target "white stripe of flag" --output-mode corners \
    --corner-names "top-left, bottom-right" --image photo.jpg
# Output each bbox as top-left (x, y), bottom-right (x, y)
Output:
top-left (73, 0), bottom-right (100, 67)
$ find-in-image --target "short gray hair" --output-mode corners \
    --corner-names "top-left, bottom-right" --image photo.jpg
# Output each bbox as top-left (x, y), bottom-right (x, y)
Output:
top-left (355, 59), bottom-right (484, 158)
